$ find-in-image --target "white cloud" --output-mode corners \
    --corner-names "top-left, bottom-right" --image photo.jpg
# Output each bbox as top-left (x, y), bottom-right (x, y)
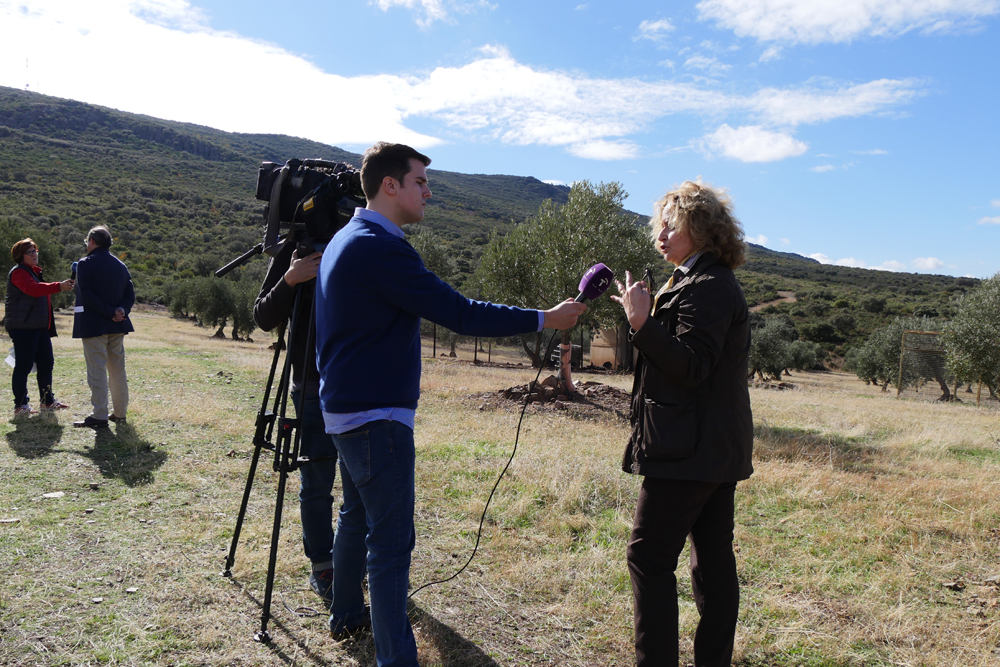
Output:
top-left (991, 199), bottom-right (1000, 207)
top-left (854, 148), bottom-right (888, 154)
top-left (747, 234), bottom-right (769, 245)
top-left (636, 19), bottom-right (675, 41)
top-left (780, 238), bottom-right (791, 246)
top-left (810, 253), bottom-right (906, 272)
top-left (913, 257), bottom-right (945, 270)
top-left (684, 55), bottom-right (732, 75)
top-left (877, 260), bottom-right (907, 272)
top-left (979, 216), bottom-right (1000, 225)
top-left (810, 165), bottom-right (836, 173)
top-left (696, 0), bottom-right (1000, 45)
top-left (747, 78), bottom-right (924, 126)
top-left (567, 140), bottom-right (641, 160)
top-left (543, 179), bottom-right (567, 185)
top-left (0, 2), bottom-right (926, 162)
top-left (575, 4), bottom-right (588, 9)
top-left (703, 124), bottom-right (807, 162)
top-left (759, 45), bottom-right (782, 61)
top-left (372, 0), bottom-right (492, 27)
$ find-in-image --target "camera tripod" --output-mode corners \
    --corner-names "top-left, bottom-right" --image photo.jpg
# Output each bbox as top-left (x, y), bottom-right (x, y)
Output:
top-left (220, 252), bottom-right (323, 644)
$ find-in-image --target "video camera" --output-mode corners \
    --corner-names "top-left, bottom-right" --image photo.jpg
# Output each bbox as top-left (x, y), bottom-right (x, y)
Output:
top-left (255, 158), bottom-right (366, 256)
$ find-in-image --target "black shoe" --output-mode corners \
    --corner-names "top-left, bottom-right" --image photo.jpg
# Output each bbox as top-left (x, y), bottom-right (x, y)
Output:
top-left (309, 568), bottom-right (334, 607)
top-left (73, 416), bottom-right (109, 429)
top-left (108, 414), bottom-right (126, 423)
top-left (330, 610), bottom-right (372, 641)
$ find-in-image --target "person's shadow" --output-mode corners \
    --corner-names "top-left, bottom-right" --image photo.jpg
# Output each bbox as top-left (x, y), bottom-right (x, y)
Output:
top-left (336, 602), bottom-right (502, 667)
top-left (5, 411), bottom-right (64, 459)
top-left (82, 421), bottom-right (167, 487)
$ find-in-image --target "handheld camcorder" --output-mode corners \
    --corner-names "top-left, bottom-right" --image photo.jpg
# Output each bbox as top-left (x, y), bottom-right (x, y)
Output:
top-left (255, 158), bottom-right (366, 256)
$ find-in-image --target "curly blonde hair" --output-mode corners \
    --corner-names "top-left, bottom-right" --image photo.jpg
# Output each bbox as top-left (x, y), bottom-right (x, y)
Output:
top-left (651, 179), bottom-right (747, 269)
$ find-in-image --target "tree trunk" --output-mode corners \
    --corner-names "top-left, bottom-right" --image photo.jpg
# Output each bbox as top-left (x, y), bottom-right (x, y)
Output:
top-left (212, 325), bottom-right (226, 338)
top-left (933, 369), bottom-right (951, 400)
top-left (558, 330), bottom-right (576, 394)
top-left (519, 333), bottom-right (543, 368)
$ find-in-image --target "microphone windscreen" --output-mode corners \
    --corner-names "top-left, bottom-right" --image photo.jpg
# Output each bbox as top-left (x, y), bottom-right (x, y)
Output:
top-left (578, 263), bottom-right (614, 300)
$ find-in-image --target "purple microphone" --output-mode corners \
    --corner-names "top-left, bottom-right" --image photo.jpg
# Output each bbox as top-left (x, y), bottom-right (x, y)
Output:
top-left (71, 261), bottom-right (78, 280)
top-left (575, 263), bottom-right (614, 303)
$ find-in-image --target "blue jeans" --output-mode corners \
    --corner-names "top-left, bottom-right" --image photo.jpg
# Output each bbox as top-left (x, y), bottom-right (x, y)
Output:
top-left (8, 328), bottom-right (55, 408)
top-left (330, 420), bottom-right (418, 667)
top-left (292, 391), bottom-right (339, 570)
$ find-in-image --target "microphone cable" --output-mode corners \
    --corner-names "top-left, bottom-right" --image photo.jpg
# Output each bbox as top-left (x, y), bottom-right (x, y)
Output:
top-left (408, 328), bottom-right (561, 599)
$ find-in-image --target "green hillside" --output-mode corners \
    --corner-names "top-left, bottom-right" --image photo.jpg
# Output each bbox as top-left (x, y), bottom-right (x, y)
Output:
top-left (0, 86), bottom-right (979, 355)
top-left (0, 86), bottom-right (568, 299)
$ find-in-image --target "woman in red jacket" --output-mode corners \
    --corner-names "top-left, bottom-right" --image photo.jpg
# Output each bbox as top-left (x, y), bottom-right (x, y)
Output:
top-left (5, 238), bottom-right (74, 415)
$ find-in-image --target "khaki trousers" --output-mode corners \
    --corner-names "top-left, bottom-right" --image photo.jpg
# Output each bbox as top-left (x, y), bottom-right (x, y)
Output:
top-left (81, 334), bottom-right (129, 420)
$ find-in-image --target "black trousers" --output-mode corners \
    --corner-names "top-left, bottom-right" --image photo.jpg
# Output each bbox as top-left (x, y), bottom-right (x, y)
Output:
top-left (9, 328), bottom-right (55, 408)
top-left (627, 478), bottom-right (739, 667)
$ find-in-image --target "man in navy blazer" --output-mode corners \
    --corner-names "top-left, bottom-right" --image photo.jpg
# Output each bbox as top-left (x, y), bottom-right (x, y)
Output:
top-left (72, 226), bottom-right (135, 428)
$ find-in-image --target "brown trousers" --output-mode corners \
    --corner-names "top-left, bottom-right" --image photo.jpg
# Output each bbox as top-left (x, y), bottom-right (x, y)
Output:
top-left (627, 478), bottom-right (739, 667)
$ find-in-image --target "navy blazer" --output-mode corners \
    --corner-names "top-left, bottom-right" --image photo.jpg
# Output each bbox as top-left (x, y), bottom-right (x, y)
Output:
top-left (72, 247), bottom-right (136, 339)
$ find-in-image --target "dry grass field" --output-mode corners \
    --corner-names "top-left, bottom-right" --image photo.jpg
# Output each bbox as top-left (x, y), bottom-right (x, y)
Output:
top-left (1, 308), bottom-right (999, 666)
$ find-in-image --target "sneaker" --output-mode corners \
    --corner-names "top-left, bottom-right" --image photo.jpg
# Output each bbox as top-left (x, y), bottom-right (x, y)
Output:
top-left (329, 609), bottom-right (372, 641)
top-left (14, 405), bottom-right (37, 416)
top-left (308, 568), bottom-right (334, 607)
top-left (41, 400), bottom-right (69, 410)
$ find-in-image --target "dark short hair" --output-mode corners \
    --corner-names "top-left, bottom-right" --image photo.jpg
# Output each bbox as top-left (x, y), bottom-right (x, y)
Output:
top-left (11, 238), bottom-right (37, 264)
top-left (360, 142), bottom-right (431, 201)
top-left (87, 226), bottom-right (113, 248)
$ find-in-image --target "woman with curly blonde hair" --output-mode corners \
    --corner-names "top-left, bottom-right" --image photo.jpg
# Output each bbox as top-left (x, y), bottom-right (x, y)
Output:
top-left (612, 179), bottom-right (752, 666)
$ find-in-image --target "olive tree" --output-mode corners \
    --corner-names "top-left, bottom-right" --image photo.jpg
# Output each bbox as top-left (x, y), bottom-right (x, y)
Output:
top-left (474, 180), bottom-right (661, 368)
top-left (851, 316), bottom-right (937, 392)
top-left (942, 273), bottom-right (1000, 398)
top-left (168, 274), bottom-right (257, 340)
top-left (748, 317), bottom-right (792, 381)
top-left (408, 228), bottom-right (464, 356)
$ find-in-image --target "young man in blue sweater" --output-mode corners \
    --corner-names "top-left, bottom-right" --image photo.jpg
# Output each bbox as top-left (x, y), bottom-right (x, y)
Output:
top-left (315, 142), bottom-right (584, 666)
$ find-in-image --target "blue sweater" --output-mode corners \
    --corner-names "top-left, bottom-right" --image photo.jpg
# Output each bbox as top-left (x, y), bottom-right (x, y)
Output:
top-left (316, 215), bottom-right (539, 414)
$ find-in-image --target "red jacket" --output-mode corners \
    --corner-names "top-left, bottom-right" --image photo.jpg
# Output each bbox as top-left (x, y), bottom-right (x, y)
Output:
top-left (9, 264), bottom-right (61, 329)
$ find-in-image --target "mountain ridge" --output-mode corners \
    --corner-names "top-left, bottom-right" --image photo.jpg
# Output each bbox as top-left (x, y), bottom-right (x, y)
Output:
top-left (0, 85), bottom-right (978, 351)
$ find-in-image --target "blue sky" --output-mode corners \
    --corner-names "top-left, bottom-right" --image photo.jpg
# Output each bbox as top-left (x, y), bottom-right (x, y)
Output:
top-left (1, 0), bottom-right (998, 277)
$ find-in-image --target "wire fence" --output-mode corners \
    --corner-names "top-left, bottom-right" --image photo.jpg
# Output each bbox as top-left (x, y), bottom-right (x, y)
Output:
top-left (896, 330), bottom-right (995, 407)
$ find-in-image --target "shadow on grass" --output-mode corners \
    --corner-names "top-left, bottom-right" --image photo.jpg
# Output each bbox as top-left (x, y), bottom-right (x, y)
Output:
top-left (5, 410), bottom-right (64, 458)
top-left (223, 572), bottom-right (343, 667)
top-left (753, 423), bottom-right (886, 473)
top-left (410, 603), bottom-right (502, 667)
top-left (81, 421), bottom-right (167, 487)
top-left (224, 575), bottom-right (498, 667)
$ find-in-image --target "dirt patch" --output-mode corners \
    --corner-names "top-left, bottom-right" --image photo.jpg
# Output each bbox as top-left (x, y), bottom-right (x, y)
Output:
top-left (752, 381), bottom-right (797, 391)
top-left (750, 290), bottom-right (797, 312)
top-left (467, 379), bottom-right (632, 422)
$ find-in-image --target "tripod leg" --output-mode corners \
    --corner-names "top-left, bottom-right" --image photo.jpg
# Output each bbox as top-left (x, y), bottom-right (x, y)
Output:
top-left (255, 452), bottom-right (291, 643)
top-left (222, 324), bottom-right (287, 577)
top-left (223, 441), bottom-right (264, 576)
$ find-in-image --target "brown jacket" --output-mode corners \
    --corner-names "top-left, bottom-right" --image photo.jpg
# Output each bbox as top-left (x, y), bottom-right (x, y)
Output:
top-left (622, 253), bottom-right (753, 482)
